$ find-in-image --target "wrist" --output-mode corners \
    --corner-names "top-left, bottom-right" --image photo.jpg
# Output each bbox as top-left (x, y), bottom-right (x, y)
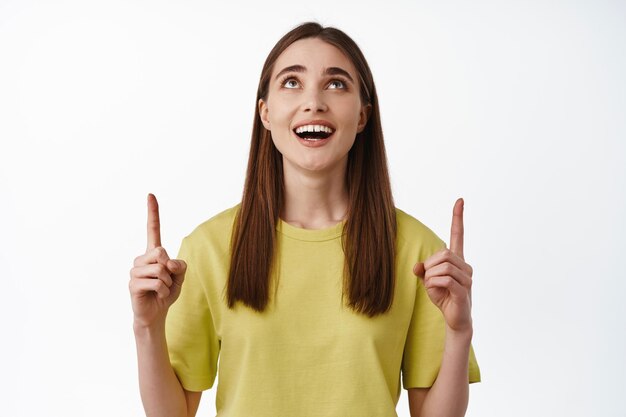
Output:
top-left (445, 324), bottom-right (473, 343)
top-left (133, 318), bottom-right (166, 336)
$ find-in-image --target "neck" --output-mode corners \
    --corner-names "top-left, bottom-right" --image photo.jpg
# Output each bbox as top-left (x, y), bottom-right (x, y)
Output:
top-left (281, 157), bottom-right (349, 229)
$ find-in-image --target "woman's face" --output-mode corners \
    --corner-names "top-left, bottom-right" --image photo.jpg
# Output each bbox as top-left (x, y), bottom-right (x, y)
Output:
top-left (259, 37), bottom-right (371, 174)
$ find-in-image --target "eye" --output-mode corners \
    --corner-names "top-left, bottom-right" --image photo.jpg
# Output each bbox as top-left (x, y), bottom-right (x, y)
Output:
top-left (279, 76), bottom-right (300, 89)
top-left (279, 76), bottom-right (349, 90)
top-left (328, 79), bottom-right (347, 90)
top-left (281, 77), bottom-right (299, 89)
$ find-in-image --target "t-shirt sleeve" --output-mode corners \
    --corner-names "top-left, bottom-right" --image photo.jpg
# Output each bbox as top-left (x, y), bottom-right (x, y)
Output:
top-left (165, 235), bottom-right (220, 392)
top-left (401, 233), bottom-right (481, 389)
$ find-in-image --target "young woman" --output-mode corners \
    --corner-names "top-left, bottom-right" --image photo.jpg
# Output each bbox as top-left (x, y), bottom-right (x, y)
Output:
top-left (130, 22), bottom-right (480, 417)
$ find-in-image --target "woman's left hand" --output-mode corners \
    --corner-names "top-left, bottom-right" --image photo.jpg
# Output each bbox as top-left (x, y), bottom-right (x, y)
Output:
top-left (413, 198), bottom-right (473, 334)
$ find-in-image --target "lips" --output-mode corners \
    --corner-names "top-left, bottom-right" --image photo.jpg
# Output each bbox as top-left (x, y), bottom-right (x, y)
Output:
top-left (292, 119), bottom-right (336, 131)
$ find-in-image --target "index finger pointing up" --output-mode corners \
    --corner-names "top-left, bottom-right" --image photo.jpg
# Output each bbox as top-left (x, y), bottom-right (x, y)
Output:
top-left (147, 193), bottom-right (162, 251)
top-left (450, 197), bottom-right (464, 260)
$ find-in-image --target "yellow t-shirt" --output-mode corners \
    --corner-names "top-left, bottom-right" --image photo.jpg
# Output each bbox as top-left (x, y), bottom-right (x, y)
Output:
top-left (165, 204), bottom-right (480, 416)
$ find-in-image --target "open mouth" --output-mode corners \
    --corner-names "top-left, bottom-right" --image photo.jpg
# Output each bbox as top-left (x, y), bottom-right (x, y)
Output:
top-left (292, 128), bottom-right (335, 141)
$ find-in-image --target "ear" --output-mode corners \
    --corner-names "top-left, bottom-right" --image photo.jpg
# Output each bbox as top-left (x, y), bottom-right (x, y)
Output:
top-left (258, 98), bottom-right (270, 130)
top-left (356, 103), bottom-right (372, 133)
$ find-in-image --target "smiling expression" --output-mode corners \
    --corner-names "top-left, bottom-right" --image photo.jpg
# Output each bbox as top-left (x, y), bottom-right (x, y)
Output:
top-left (258, 37), bottom-right (371, 174)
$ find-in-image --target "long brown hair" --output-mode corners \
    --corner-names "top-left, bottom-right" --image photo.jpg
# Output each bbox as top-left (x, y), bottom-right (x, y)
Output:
top-left (227, 21), bottom-right (397, 317)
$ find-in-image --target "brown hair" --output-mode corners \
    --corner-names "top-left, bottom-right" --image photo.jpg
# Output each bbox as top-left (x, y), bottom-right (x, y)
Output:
top-left (226, 21), bottom-right (397, 317)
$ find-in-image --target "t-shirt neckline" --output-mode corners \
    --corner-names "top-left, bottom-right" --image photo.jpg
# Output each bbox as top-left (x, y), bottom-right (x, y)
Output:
top-left (276, 217), bottom-right (346, 242)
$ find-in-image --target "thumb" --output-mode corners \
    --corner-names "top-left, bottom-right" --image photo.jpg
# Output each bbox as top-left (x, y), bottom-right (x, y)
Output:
top-left (167, 259), bottom-right (178, 271)
top-left (413, 262), bottom-right (425, 278)
top-left (167, 259), bottom-right (187, 280)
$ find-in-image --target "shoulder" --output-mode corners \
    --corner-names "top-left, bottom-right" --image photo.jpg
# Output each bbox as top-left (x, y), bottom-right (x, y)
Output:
top-left (395, 207), bottom-right (446, 257)
top-left (183, 203), bottom-right (241, 247)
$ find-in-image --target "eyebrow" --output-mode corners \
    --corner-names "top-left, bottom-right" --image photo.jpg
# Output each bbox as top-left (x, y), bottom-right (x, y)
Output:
top-left (274, 65), bottom-right (355, 84)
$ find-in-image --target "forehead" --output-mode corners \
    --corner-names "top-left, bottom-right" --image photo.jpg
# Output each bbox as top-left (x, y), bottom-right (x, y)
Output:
top-left (271, 38), bottom-right (357, 79)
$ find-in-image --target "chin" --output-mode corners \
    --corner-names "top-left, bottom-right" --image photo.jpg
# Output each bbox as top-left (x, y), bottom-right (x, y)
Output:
top-left (287, 154), bottom-right (348, 174)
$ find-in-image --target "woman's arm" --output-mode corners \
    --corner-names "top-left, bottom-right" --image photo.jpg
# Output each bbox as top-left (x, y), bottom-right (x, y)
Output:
top-left (130, 194), bottom-right (191, 417)
top-left (409, 198), bottom-right (474, 417)
top-left (408, 328), bottom-right (472, 417)
top-left (134, 321), bottom-right (189, 417)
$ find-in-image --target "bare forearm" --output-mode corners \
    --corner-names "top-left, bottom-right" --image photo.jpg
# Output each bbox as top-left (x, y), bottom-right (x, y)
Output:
top-left (420, 326), bottom-right (472, 417)
top-left (134, 321), bottom-right (188, 417)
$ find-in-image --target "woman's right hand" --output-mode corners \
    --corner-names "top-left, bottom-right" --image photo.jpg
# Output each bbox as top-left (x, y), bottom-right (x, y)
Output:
top-left (129, 193), bottom-right (187, 329)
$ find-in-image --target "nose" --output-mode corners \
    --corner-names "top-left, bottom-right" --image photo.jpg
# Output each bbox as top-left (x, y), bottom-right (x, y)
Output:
top-left (301, 88), bottom-right (328, 112)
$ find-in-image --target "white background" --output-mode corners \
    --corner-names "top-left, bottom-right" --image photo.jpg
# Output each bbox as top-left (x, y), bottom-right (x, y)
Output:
top-left (1, 0), bottom-right (625, 416)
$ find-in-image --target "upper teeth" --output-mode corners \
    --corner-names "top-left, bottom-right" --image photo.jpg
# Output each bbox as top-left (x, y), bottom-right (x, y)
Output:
top-left (295, 125), bottom-right (334, 134)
